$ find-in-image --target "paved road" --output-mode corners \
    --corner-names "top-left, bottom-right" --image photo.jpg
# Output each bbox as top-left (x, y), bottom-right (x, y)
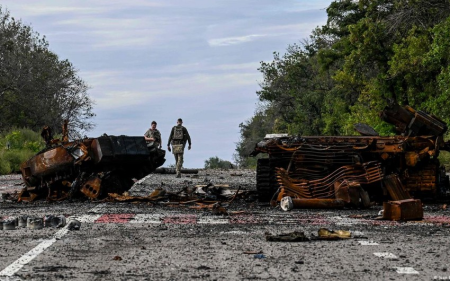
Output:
top-left (1, 171), bottom-right (449, 280)
top-left (1, 201), bottom-right (449, 281)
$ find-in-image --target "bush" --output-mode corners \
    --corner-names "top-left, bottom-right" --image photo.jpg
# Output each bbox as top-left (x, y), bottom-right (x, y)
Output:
top-left (204, 156), bottom-right (233, 169)
top-left (0, 128), bottom-right (44, 174)
top-left (439, 151), bottom-right (450, 171)
top-left (1, 128), bottom-right (44, 152)
top-left (0, 156), bottom-right (12, 174)
top-left (0, 149), bottom-right (36, 173)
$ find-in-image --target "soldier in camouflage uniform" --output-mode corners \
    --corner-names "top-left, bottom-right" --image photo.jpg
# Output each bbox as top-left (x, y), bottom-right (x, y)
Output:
top-left (167, 118), bottom-right (191, 178)
top-left (144, 121), bottom-right (162, 149)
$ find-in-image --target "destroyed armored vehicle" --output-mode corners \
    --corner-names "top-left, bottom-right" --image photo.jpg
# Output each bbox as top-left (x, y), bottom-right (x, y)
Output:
top-left (251, 102), bottom-right (450, 208)
top-left (19, 130), bottom-right (165, 201)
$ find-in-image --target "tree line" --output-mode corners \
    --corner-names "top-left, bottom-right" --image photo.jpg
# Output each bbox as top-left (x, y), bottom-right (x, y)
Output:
top-left (235, 0), bottom-right (450, 167)
top-left (0, 6), bottom-right (95, 139)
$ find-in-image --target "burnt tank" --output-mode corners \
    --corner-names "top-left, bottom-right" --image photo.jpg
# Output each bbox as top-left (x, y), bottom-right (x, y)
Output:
top-left (19, 133), bottom-right (165, 201)
top-left (251, 102), bottom-right (450, 206)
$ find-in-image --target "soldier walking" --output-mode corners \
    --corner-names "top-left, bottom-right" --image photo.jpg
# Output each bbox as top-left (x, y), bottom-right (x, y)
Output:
top-left (144, 121), bottom-right (162, 149)
top-left (167, 118), bottom-right (191, 178)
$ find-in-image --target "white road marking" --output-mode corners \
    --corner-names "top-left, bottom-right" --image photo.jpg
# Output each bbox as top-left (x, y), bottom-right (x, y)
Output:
top-left (87, 203), bottom-right (107, 214)
top-left (330, 216), bottom-right (364, 226)
top-left (394, 267), bottom-right (419, 274)
top-left (0, 207), bottom-right (103, 277)
top-left (220, 231), bottom-right (248, 235)
top-left (71, 214), bottom-right (103, 223)
top-left (129, 214), bottom-right (162, 224)
top-left (0, 239), bottom-right (57, 276)
top-left (373, 252), bottom-right (398, 259)
top-left (358, 240), bottom-right (379, 245)
top-left (198, 217), bottom-right (229, 224)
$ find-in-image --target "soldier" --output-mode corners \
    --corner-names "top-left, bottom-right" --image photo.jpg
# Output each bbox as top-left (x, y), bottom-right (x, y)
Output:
top-left (167, 118), bottom-right (191, 178)
top-left (144, 121), bottom-right (162, 149)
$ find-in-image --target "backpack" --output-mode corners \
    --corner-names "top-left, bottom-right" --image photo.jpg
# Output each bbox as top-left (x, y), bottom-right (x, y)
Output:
top-left (172, 126), bottom-right (184, 140)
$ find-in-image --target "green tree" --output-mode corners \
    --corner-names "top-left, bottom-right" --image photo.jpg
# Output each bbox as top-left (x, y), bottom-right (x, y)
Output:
top-left (0, 6), bottom-right (95, 138)
top-left (204, 156), bottom-right (233, 169)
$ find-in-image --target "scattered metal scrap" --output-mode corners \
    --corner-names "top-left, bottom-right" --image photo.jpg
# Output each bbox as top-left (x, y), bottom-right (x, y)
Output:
top-left (19, 123), bottom-right (166, 202)
top-left (265, 228), bottom-right (354, 242)
top-left (106, 183), bottom-right (251, 214)
top-left (153, 168), bottom-right (199, 174)
top-left (252, 102), bottom-right (450, 219)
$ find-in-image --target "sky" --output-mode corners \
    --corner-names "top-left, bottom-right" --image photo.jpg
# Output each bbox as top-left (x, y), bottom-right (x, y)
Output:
top-left (1, 0), bottom-right (331, 168)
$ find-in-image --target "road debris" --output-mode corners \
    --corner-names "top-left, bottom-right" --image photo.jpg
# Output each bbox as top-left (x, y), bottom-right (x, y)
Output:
top-left (67, 219), bottom-right (81, 230)
top-left (3, 219), bottom-right (16, 230)
top-left (383, 199), bottom-right (423, 221)
top-left (27, 218), bottom-right (44, 229)
top-left (315, 228), bottom-right (351, 240)
top-left (265, 231), bottom-right (309, 242)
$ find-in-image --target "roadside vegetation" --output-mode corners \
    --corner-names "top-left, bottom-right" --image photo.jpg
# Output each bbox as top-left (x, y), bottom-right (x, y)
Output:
top-left (0, 128), bottom-right (45, 174)
top-left (235, 0), bottom-right (450, 167)
top-left (204, 156), bottom-right (233, 169)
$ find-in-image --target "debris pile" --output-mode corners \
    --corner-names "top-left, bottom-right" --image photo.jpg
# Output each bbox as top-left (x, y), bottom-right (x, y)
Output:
top-left (0, 215), bottom-right (74, 230)
top-left (106, 182), bottom-right (253, 214)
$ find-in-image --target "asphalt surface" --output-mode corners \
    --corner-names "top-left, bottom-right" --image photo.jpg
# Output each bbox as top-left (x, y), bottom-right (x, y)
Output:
top-left (1, 170), bottom-right (450, 281)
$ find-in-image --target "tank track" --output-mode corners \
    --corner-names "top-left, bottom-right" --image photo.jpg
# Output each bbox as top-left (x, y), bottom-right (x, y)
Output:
top-left (256, 158), bottom-right (281, 202)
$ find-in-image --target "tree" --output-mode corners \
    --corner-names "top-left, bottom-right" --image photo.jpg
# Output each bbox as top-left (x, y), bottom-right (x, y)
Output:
top-left (0, 6), bottom-right (95, 138)
top-left (204, 156), bottom-right (233, 169)
top-left (236, 0), bottom-right (450, 166)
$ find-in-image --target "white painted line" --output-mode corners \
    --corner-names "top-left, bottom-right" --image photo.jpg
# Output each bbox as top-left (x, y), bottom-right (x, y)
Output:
top-left (329, 216), bottom-right (367, 226)
top-left (219, 231), bottom-right (248, 235)
top-left (0, 206), bottom-right (104, 277)
top-left (129, 214), bottom-right (162, 224)
top-left (0, 239), bottom-right (57, 276)
top-left (374, 252), bottom-right (398, 259)
top-left (87, 203), bottom-right (107, 214)
top-left (198, 217), bottom-right (229, 224)
top-left (358, 240), bottom-right (379, 245)
top-left (71, 214), bottom-right (103, 223)
top-left (394, 267), bottom-right (419, 274)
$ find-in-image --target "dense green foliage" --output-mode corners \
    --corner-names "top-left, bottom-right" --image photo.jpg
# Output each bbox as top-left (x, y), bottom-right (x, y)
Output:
top-left (204, 156), bottom-right (233, 169)
top-left (0, 128), bottom-right (45, 174)
top-left (236, 0), bottom-right (450, 167)
top-left (0, 6), bottom-right (95, 138)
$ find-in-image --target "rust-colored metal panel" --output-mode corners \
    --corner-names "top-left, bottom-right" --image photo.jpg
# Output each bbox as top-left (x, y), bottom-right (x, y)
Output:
top-left (291, 198), bottom-right (346, 209)
top-left (80, 177), bottom-right (102, 199)
top-left (383, 174), bottom-right (411, 201)
top-left (383, 199), bottom-right (423, 221)
top-left (27, 146), bottom-right (74, 178)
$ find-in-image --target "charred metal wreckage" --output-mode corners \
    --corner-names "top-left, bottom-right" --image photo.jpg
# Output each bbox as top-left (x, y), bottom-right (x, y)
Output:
top-left (19, 124), bottom-right (166, 202)
top-left (252, 102), bottom-right (450, 219)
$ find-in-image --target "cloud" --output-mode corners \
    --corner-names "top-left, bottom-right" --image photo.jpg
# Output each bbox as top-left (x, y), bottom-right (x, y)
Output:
top-left (208, 34), bottom-right (267, 47)
top-left (0, 0), bottom-right (331, 167)
top-left (5, 1), bottom-right (168, 17)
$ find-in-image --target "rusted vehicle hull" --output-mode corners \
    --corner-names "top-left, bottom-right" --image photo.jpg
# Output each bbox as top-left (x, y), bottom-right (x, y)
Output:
top-left (252, 103), bottom-right (450, 209)
top-left (20, 135), bottom-right (165, 201)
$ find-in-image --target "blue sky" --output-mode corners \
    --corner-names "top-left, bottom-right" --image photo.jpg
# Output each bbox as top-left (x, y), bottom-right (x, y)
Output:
top-left (1, 0), bottom-right (331, 168)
